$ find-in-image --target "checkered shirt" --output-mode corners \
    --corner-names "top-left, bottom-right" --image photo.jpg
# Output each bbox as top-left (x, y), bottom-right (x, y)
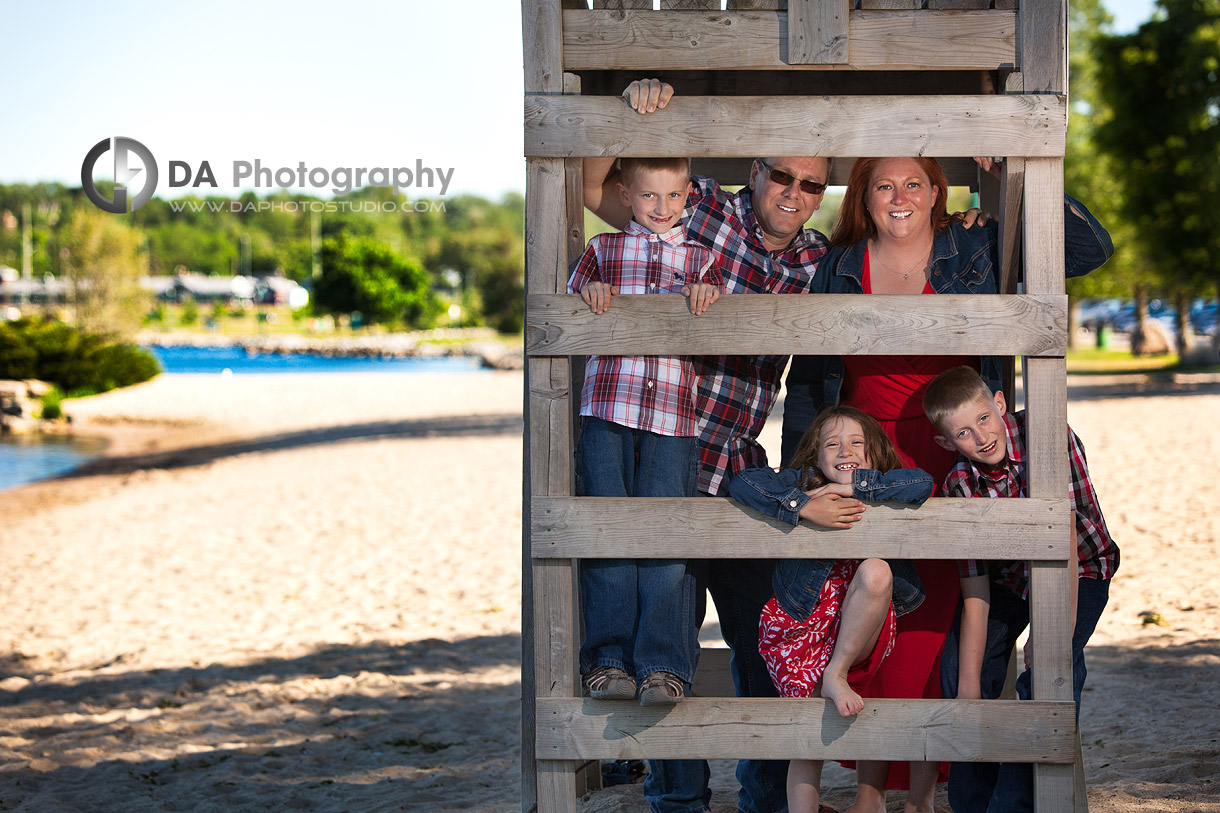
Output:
top-left (946, 410), bottom-right (1120, 598)
top-left (683, 175), bottom-right (829, 495)
top-left (568, 220), bottom-right (721, 437)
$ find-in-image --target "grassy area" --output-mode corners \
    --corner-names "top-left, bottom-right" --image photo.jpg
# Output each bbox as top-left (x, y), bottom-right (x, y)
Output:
top-left (1065, 347), bottom-right (1220, 375)
top-left (141, 302), bottom-right (487, 338)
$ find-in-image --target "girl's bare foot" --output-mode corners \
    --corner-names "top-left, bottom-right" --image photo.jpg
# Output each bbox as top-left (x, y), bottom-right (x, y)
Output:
top-left (820, 673), bottom-right (865, 717)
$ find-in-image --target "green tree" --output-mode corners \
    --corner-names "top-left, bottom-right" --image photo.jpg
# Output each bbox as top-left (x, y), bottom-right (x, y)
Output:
top-left (58, 208), bottom-right (148, 337)
top-left (1093, 0), bottom-right (1220, 354)
top-left (312, 235), bottom-right (441, 328)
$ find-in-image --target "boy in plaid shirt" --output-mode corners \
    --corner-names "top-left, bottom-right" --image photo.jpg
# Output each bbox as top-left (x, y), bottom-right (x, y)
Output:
top-left (568, 157), bottom-right (723, 709)
top-left (923, 365), bottom-right (1120, 813)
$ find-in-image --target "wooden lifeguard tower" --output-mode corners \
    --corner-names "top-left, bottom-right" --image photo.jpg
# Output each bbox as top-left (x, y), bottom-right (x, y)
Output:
top-left (522, 1), bottom-right (1083, 810)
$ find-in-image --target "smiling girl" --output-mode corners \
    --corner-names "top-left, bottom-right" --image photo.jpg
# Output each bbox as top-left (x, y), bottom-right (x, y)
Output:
top-left (727, 405), bottom-right (933, 813)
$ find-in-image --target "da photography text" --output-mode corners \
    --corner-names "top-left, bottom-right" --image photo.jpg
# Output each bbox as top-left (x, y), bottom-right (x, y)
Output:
top-left (81, 136), bottom-right (455, 213)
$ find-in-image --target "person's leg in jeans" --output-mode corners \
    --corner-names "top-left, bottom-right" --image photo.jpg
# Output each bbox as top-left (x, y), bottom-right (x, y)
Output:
top-left (987, 577), bottom-right (1110, 813)
top-left (633, 432), bottom-right (699, 687)
top-left (708, 557), bottom-right (789, 813)
top-left (940, 579), bottom-right (1028, 813)
top-left (576, 418), bottom-right (642, 679)
top-left (635, 431), bottom-right (710, 813)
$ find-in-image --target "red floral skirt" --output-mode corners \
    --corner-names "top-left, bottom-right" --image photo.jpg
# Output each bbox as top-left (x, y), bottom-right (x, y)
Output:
top-left (758, 559), bottom-right (897, 698)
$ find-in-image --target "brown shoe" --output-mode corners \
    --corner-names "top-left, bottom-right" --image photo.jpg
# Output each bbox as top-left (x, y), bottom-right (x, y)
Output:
top-left (638, 671), bottom-right (685, 706)
top-left (585, 666), bottom-right (637, 700)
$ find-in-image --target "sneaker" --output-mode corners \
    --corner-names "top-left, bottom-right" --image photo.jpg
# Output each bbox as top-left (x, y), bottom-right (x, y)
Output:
top-left (638, 671), bottom-right (685, 706)
top-left (585, 666), bottom-right (637, 700)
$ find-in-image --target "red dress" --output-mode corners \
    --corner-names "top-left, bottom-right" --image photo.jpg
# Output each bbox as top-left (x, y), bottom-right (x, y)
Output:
top-left (838, 250), bottom-right (980, 789)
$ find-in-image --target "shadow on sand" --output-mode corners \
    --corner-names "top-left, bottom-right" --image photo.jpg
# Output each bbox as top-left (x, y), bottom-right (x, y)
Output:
top-left (0, 635), bottom-right (523, 812)
top-left (59, 412), bottom-right (524, 481)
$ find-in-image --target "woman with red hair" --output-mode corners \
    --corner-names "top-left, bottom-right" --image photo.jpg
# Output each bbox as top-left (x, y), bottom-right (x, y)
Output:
top-left (780, 156), bottom-right (1113, 812)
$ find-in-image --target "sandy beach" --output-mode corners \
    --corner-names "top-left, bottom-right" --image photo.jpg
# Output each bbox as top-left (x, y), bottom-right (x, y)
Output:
top-left (1, 370), bottom-right (1217, 812)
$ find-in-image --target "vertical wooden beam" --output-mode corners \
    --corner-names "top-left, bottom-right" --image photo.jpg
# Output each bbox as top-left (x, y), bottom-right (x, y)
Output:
top-left (523, 2), bottom-right (578, 811)
top-left (1023, 155), bottom-right (1075, 812)
top-left (788, 0), bottom-right (850, 65)
top-left (1020, 0), bottom-right (1067, 92)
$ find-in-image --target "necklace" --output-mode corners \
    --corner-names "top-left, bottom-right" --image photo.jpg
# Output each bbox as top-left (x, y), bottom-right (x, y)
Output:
top-left (871, 245), bottom-right (933, 281)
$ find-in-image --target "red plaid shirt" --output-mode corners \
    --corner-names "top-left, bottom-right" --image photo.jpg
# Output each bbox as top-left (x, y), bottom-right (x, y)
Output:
top-left (946, 410), bottom-right (1120, 599)
top-left (683, 175), bottom-right (829, 495)
top-left (568, 221), bottom-right (721, 437)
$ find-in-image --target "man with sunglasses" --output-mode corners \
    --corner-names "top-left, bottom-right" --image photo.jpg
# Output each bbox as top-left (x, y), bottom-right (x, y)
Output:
top-left (582, 78), bottom-right (831, 813)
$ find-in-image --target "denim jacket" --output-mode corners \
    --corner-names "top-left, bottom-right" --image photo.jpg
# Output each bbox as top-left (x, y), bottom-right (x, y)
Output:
top-left (779, 194), bottom-right (1115, 465)
top-left (727, 465), bottom-right (934, 623)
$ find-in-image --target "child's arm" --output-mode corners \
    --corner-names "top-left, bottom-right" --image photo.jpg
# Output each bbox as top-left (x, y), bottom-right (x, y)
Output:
top-left (682, 282), bottom-right (719, 315)
top-left (728, 466), bottom-right (864, 528)
top-left (683, 252), bottom-right (723, 315)
top-left (568, 240), bottom-right (617, 315)
top-left (849, 467), bottom-right (935, 506)
top-left (957, 573), bottom-right (990, 699)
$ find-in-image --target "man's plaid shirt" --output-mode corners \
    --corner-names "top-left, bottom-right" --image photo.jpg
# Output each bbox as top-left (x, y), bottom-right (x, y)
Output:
top-left (683, 175), bottom-right (829, 495)
top-left (568, 220), bottom-right (721, 437)
top-left (946, 410), bottom-right (1120, 599)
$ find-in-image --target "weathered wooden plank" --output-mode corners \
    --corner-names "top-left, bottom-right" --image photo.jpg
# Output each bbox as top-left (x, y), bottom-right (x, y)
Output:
top-left (692, 646), bottom-right (735, 697)
top-left (692, 156), bottom-right (983, 187)
top-left (928, 0), bottom-right (991, 8)
top-left (998, 156), bottom-right (1026, 296)
top-left (860, 0), bottom-right (921, 8)
top-left (789, 0), bottom-right (850, 64)
top-left (661, 0), bottom-right (721, 8)
top-left (526, 293), bottom-right (1068, 357)
top-left (532, 496), bottom-right (1073, 559)
top-left (728, 0), bottom-right (786, 8)
top-left (536, 697), bottom-right (1078, 762)
top-left (1023, 158), bottom-right (1066, 296)
top-left (525, 94), bottom-right (1065, 158)
top-left (562, 9), bottom-right (1017, 71)
top-left (523, 4), bottom-right (576, 801)
top-left (1021, 0), bottom-right (1067, 92)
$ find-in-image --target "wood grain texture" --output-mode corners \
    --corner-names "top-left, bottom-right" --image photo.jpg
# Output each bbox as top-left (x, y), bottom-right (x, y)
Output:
top-left (532, 496), bottom-right (1073, 559)
top-left (525, 94), bottom-right (1064, 158)
top-left (1020, 0), bottom-right (1066, 91)
top-left (536, 697), bottom-right (1078, 762)
top-left (1023, 158), bottom-right (1067, 295)
top-left (526, 293), bottom-right (1068, 356)
top-left (789, 0), bottom-right (850, 64)
top-left (561, 9), bottom-right (1016, 70)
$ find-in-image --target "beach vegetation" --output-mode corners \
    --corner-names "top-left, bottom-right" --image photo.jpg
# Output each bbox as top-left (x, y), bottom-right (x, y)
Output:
top-left (312, 235), bottom-right (442, 328)
top-left (57, 208), bottom-right (150, 338)
top-left (0, 318), bottom-right (160, 394)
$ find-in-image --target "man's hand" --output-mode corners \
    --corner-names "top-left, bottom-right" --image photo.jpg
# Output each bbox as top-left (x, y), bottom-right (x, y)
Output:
top-left (798, 493), bottom-right (865, 529)
top-left (580, 281), bottom-right (617, 314)
top-left (682, 283), bottom-right (720, 315)
top-left (623, 78), bottom-right (674, 114)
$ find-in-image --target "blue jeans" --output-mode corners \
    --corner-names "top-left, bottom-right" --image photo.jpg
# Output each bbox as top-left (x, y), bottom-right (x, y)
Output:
top-left (645, 557), bottom-right (787, 813)
top-left (576, 417), bottom-right (704, 813)
top-left (576, 417), bottom-right (699, 685)
top-left (940, 576), bottom-right (1110, 813)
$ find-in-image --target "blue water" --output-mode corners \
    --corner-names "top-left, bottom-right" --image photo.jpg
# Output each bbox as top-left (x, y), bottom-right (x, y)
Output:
top-left (0, 433), bottom-right (109, 492)
top-left (1, 346), bottom-right (484, 491)
top-left (147, 345), bottom-right (482, 374)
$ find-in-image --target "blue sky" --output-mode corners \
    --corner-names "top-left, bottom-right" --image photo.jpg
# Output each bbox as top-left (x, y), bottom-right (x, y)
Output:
top-left (0, 0), bottom-right (1155, 201)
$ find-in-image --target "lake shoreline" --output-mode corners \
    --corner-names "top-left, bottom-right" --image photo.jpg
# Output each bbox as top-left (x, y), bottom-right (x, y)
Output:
top-left (137, 327), bottom-right (525, 369)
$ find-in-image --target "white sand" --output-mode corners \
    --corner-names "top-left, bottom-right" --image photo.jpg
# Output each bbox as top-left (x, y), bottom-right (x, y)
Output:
top-left (0, 371), bottom-right (1216, 811)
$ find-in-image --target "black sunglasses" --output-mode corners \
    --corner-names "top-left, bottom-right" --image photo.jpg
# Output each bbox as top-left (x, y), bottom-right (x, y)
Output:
top-left (757, 160), bottom-right (827, 196)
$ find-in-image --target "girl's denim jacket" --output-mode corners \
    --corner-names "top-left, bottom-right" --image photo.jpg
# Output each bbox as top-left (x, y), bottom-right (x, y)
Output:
top-left (727, 465), bottom-right (934, 623)
top-left (780, 194), bottom-right (1115, 465)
